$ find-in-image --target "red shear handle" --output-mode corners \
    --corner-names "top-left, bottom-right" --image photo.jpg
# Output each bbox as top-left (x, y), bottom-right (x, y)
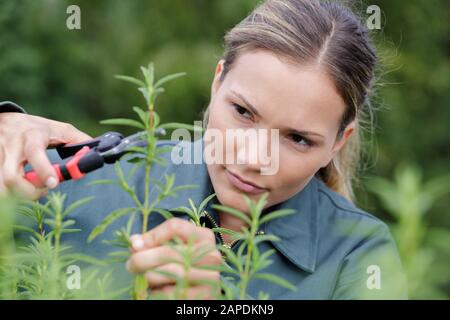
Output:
top-left (24, 146), bottom-right (91, 188)
top-left (25, 164), bottom-right (64, 188)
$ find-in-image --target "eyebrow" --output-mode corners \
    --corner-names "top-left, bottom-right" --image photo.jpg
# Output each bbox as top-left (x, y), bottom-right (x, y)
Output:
top-left (290, 129), bottom-right (325, 139)
top-left (229, 89), bottom-right (325, 140)
top-left (230, 89), bottom-right (261, 118)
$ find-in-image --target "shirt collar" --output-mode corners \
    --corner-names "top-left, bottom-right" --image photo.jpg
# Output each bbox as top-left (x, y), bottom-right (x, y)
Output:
top-left (154, 138), bottom-right (319, 273)
top-left (263, 177), bottom-right (319, 273)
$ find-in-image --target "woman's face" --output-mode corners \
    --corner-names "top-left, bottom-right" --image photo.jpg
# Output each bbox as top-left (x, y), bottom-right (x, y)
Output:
top-left (205, 49), bottom-right (354, 213)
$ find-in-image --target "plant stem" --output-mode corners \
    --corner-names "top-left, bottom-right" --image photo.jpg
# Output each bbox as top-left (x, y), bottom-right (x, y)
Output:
top-left (133, 107), bottom-right (156, 300)
top-left (239, 216), bottom-right (259, 299)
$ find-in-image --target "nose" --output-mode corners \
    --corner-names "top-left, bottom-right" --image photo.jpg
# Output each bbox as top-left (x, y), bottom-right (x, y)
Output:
top-left (234, 128), bottom-right (274, 173)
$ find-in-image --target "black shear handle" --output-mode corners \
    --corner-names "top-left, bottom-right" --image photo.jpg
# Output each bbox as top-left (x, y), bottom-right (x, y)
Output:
top-left (56, 131), bottom-right (123, 159)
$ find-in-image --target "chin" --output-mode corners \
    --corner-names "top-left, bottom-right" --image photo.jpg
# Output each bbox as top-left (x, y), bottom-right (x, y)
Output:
top-left (215, 188), bottom-right (251, 213)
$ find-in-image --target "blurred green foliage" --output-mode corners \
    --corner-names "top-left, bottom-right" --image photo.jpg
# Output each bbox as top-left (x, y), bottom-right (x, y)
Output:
top-left (0, 0), bottom-right (449, 298)
top-left (367, 164), bottom-right (450, 298)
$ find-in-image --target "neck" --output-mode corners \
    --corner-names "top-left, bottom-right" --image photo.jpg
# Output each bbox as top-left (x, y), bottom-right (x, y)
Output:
top-left (218, 210), bottom-right (249, 244)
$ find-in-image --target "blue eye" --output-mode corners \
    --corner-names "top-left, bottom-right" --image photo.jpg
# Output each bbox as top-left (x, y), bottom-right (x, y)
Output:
top-left (232, 103), bottom-right (252, 119)
top-left (290, 134), bottom-right (313, 147)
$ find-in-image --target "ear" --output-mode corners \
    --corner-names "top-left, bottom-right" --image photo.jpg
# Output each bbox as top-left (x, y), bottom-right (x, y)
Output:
top-left (211, 59), bottom-right (225, 98)
top-left (330, 120), bottom-right (356, 157)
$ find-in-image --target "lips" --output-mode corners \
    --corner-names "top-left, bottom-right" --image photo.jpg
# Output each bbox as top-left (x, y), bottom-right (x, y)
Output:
top-left (225, 168), bottom-right (268, 195)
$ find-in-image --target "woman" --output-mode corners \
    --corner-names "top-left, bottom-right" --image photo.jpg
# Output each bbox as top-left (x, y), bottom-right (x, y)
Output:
top-left (0, 0), bottom-right (407, 299)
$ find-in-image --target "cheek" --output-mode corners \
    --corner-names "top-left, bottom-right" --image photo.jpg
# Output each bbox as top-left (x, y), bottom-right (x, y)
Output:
top-left (207, 102), bottom-right (240, 158)
top-left (208, 101), bottom-right (232, 132)
top-left (267, 148), bottom-right (327, 202)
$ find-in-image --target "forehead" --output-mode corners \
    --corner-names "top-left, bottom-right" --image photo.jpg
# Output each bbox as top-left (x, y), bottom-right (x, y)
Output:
top-left (223, 49), bottom-right (346, 136)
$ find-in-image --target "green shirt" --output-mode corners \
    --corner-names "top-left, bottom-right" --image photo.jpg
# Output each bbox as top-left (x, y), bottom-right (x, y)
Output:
top-left (42, 138), bottom-right (408, 300)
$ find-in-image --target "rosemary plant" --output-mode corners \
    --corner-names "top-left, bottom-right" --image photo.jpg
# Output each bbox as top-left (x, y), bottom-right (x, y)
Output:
top-left (87, 63), bottom-right (201, 299)
top-left (0, 193), bottom-right (107, 299)
top-left (212, 193), bottom-right (298, 299)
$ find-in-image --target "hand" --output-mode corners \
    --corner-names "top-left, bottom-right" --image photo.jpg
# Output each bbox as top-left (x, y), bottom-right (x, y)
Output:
top-left (126, 218), bottom-right (223, 299)
top-left (0, 112), bottom-right (92, 199)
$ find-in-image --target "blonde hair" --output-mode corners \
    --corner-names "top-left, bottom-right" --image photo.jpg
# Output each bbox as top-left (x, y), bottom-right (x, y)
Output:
top-left (204, 0), bottom-right (377, 202)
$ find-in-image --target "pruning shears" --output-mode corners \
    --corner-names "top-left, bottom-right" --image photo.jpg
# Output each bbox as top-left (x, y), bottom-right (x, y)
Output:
top-left (24, 130), bottom-right (164, 188)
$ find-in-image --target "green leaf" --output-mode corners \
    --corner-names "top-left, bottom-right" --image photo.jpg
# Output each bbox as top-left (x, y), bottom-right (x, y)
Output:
top-left (153, 88), bottom-right (165, 101)
top-left (13, 225), bottom-right (40, 237)
top-left (171, 206), bottom-right (192, 215)
top-left (63, 253), bottom-right (107, 266)
top-left (114, 162), bottom-right (130, 192)
top-left (125, 157), bottom-right (142, 164)
top-left (61, 219), bottom-right (76, 228)
top-left (170, 184), bottom-right (198, 193)
top-left (153, 208), bottom-right (174, 220)
top-left (158, 122), bottom-right (203, 132)
top-left (166, 173), bottom-right (176, 187)
top-left (152, 111), bottom-right (161, 128)
top-left (154, 72), bottom-right (186, 88)
top-left (148, 155), bottom-right (166, 167)
top-left (212, 204), bottom-right (251, 225)
top-left (87, 208), bottom-right (135, 243)
top-left (63, 196), bottom-right (95, 217)
top-left (198, 193), bottom-right (216, 214)
top-left (60, 228), bottom-right (82, 234)
top-left (255, 193), bottom-right (269, 215)
top-left (155, 145), bottom-right (174, 155)
top-left (188, 198), bottom-right (197, 214)
top-left (100, 118), bottom-right (145, 129)
top-left (132, 106), bottom-right (149, 125)
top-left (176, 206), bottom-right (199, 223)
top-left (88, 179), bottom-right (118, 186)
top-left (114, 75), bottom-right (146, 87)
top-left (253, 234), bottom-right (280, 246)
top-left (253, 248), bottom-right (276, 272)
top-left (125, 213), bottom-right (137, 235)
top-left (259, 209), bottom-right (296, 225)
top-left (219, 247), bottom-right (243, 273)
top-left (126, 146), bottom-right (147, 155)
top-left (27, 201), bottom-right (54, 219)
top-left (138, 87), bottom-right (150, 105)
top-left (198, 264), bottom-right (238, 275)
top-left (212, 227), bottom-right (243, 242)
top-left (141, 63), bottom-right (154, 86)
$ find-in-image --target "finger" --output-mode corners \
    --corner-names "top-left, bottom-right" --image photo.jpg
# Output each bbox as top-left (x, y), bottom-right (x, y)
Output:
top-left (126, 246), bottom-right (181, 273)
top-left (22, 129), bottom-right (59, 189)
top-left (150, 284), bottom-right (217, 300)
top-left (194, 246), bottom-right (223, 267)
top-left (2, 140), bottom-right (46, 200)
top-left (7, 171), bottom-right (48, 200)
top-left (127, 240), bottom-right (221, 275)
top-left (145, 263), bottom-right (220, 288)
top-left (132, 218), bottom-right (215, 250)
top-left (48, 120), bottom-right (92, 145)
top-left (129, 233), bottom-right (218, 258)
top-left (148, 284), bottom-right (176, 299)
top-left (6, 177), bottom-right (47, 200)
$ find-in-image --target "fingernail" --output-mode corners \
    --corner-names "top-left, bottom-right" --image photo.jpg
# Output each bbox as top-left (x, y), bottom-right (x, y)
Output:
top-left (130, 234), bottom-right (144, 251)
top-left (46, 177), bottom-right (58, 189)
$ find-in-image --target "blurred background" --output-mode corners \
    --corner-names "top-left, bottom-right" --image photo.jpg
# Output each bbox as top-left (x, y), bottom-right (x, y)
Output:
top-left (0, 0), bottom-right (449, 299)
